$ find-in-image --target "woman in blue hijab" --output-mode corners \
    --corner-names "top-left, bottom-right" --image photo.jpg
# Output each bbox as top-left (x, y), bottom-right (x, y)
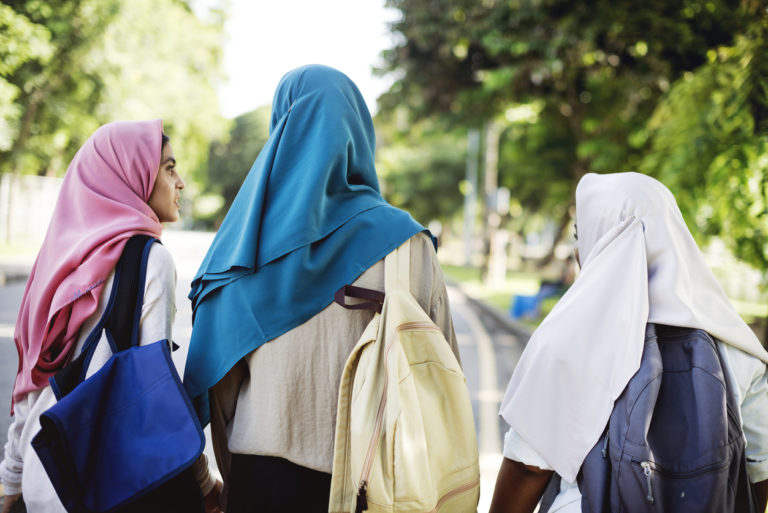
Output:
top-left (185, 65), bottom-right (460, 512)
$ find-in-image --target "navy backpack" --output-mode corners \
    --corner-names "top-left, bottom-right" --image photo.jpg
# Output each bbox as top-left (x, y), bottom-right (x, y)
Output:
top-left (575, 323), bottom-right (755, 512)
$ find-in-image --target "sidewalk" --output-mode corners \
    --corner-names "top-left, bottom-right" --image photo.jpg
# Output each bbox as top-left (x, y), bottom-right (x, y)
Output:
top-left (0, 249), bottom-right (35, 286)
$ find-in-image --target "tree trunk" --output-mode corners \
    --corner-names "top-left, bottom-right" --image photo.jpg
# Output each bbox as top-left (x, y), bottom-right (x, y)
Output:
top-left (9, 90), bottom-right (43, 175)
top-left (463, 128), bottom-right (480, 266)
top-left (536, 158), bottom-right (585, 270)
top-left (536, 206), bottom-right (573, 269)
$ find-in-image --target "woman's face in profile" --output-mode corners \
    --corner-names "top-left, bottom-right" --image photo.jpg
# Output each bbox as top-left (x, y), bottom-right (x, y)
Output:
top-left (148, 143), bottom-right (185, 223)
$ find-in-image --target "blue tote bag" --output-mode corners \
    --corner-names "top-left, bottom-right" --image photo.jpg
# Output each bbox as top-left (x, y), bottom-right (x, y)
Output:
top-left (32, 236), bottom-right (205, 513)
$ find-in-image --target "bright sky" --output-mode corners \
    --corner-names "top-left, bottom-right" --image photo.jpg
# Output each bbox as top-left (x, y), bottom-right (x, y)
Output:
top-left (218, 1), bottom-right (400, 119)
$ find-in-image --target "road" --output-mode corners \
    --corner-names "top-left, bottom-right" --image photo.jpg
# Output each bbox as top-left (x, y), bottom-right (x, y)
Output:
top-left (0, 230), bottom-right (529, 510)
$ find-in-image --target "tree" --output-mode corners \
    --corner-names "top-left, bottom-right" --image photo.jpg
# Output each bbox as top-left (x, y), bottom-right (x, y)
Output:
top-left (92, 0), bottom-right (229, 188)
top-left (203, 106), bottom-right (271, 227)
top-left (375, 111), bottom-right (468, 227)
top-left (0, 0), bottom-right (228, 188)
top-left (380, 0), bottom-right (757, 263)
top-left (0, 0), bottom-right (121, 176)
top-left (0, 3), bottom-right (54, 152)
top-left (643, 11), bottom-right (768, 276)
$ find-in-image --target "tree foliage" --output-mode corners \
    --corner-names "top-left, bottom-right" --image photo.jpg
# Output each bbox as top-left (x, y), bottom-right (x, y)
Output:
top-left (380, 0), bottom-right (765, 268)
top-left (375, 111), bottom-right (467, 226)
top-left (644, 15), bottom-right (768, 272)
top-left (0, 0), bottom-right (228, 188)
top-left (204, 105), bottom-right (271, 226)
top-left (0, 0), bottom-right (121, 175)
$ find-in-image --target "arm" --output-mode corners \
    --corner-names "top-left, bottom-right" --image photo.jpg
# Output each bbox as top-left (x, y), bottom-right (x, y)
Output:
top-left (138, 243), bottom-right (177, 346)
top-left (489, 458), bottom-right (553, 513)
top-left (1, 401), bottom-right (28, 512)
top-left (190, 453), bottom-right (222, 513)
top-left (208, 359), bottom-right (248, 512)
top-left (1, 495), bottom-right (21, 513)
top-left (141, 245), bottom-right (223, 507)
top-left (730, 348), bottom-right (768, 513)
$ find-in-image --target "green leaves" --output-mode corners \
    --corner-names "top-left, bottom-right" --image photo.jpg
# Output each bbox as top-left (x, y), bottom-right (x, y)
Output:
top-left (644, 24), bottom-right (768, 272)
top-left (0, 0), bottom-right (227, 187)
top-left (380, 0), bottom-right (767, 276)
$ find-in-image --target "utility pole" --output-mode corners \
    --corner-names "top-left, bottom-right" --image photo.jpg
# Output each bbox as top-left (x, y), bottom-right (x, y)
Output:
top-left (481, 120), bottom-right (503, 284)
top-left (463, 128), bottom-right (480, 266)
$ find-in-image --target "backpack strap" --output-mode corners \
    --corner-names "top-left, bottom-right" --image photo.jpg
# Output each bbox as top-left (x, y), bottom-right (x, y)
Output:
top-left (332, 238), bottom-right (412, 312)
top-left (49, 235), bottom-right (157, 400)
top-left (384, 239), bottom-right (410, 293)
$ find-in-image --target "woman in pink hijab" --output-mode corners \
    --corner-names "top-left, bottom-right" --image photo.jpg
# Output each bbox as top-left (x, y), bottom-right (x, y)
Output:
top-left (0, 120), bottom-right (220, 513)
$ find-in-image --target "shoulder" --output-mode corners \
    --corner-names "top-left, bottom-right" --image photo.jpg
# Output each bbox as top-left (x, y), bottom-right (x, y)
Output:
top-left (716, 340), bottom-right (768, 400)
top-left (408, 231), bottom-right (439, 270)
top-left (145, 240), bottom-right (177, 292)
top-left (718, 340), bottom-right (766, 377)
top-left (147, 240), bottom-right (176, 271)
top-left (409, 231), bottom-right (437, 253)
top-left (406, 231), bottom-right (451, 309)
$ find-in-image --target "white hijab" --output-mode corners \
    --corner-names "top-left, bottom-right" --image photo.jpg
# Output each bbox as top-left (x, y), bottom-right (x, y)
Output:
top-left (499, 172), bottom-right (768, 483)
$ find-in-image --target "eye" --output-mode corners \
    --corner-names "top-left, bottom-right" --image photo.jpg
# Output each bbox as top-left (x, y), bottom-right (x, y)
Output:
top-left (573, 223), bottom-right (578, 240)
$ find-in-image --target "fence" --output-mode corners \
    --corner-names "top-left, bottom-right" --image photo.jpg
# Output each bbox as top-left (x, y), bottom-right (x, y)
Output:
top-left (0, 173), bottom-right (62, 246)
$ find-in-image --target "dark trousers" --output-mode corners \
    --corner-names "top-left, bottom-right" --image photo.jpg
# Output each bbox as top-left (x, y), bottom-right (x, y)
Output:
top-left (226, 454), bottom-right (332, 513)
top-left (119, 466), bottom-right (204, 513)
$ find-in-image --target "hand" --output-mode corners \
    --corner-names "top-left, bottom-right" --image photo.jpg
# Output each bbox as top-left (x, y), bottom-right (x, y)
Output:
top-left (204, 480), bottom-right (223, 513)
top-left (1, 494), bottom-right (21, 513)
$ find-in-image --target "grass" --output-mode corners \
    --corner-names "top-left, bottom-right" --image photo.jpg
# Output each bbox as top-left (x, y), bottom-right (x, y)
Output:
top-left (441, 263), bottom-right (556, 328)
top-left (441, 263), bottom-right (768, 341)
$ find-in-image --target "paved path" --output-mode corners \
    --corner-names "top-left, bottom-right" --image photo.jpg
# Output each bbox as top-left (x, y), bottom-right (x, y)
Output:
top-left (0, 230), bottom-right (530, 510)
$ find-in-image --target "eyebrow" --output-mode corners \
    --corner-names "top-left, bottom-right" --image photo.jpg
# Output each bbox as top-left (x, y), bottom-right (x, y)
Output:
top-left (161, 156), bottom-right (176, 166)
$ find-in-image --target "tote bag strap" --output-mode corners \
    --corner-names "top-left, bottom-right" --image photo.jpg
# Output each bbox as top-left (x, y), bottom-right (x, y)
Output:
top-left (105, 235), bottom-right (155, 352)
top-left (50, 235), bottom-right (157, 399)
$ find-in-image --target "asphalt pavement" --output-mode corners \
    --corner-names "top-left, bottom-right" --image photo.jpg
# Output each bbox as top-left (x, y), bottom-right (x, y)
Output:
top-left (0, 230), bottom-right (531, 510)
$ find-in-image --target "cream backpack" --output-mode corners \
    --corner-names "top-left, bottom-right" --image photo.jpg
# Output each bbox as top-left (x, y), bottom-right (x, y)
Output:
top-left (329, 239), bottom-right (480, 513)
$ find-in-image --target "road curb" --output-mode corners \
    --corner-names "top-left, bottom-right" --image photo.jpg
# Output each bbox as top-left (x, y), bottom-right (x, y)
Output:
top-left (0, 267), bottom-right (31, 287)
top-left (447, 279), bottom-right (533, 343)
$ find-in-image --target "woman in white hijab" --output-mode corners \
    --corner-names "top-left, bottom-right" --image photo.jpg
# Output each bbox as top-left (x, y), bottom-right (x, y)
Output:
top-left (489, 172), bottom-right (768, 513)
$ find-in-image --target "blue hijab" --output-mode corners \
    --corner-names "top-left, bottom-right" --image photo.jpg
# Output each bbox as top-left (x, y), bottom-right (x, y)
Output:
top-left (184, 65), bottom-right (427, 422)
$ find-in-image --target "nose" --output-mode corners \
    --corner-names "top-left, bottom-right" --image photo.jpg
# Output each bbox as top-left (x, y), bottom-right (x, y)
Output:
top-left (177, 175), bottom-right (185, 190)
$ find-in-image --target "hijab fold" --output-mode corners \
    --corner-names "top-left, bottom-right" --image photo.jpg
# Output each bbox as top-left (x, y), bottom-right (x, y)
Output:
top-left (500, 172), bottom-right (768, 483)
top-left (13, 120), bottom-right (164, 409)
top-left (185, 65), bottom-right (425, 422)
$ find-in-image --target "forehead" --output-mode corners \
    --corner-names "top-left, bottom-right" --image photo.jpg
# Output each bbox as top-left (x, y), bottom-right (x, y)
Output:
top-left (160, 143), bottom-right (175, 160)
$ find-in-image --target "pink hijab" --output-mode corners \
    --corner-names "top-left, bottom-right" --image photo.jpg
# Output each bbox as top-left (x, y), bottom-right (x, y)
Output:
top-left (13, 119), bottom-right (165, 408)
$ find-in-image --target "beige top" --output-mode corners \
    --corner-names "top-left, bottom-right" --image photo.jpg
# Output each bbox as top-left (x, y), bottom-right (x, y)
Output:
top-left (209, 232), bottom-right (459, 478)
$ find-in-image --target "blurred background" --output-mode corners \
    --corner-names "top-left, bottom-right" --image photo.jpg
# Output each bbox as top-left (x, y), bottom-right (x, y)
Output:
top-left (1, 0), bottom-right (768, 508)
top-left (1, 0), bottom-right (766, 341)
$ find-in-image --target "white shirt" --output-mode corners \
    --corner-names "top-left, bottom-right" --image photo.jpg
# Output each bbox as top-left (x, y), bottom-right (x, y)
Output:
top-left (0, 243), bottom-right (191, 512)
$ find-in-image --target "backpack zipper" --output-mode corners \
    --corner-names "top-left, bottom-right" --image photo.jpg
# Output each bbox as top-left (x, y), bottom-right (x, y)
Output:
top-left (640, 461), bottom-right (654, 504)
top-left (601, 432), bottom-right (609, 458)
top-left (632, 458), bottom-right (732, 505)
top-left (355, 321), bottom-right (442, 512)
top-left (426, 475), bottom-right (481, 513)
top-left (355, 481), bottom-right (368, 513)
